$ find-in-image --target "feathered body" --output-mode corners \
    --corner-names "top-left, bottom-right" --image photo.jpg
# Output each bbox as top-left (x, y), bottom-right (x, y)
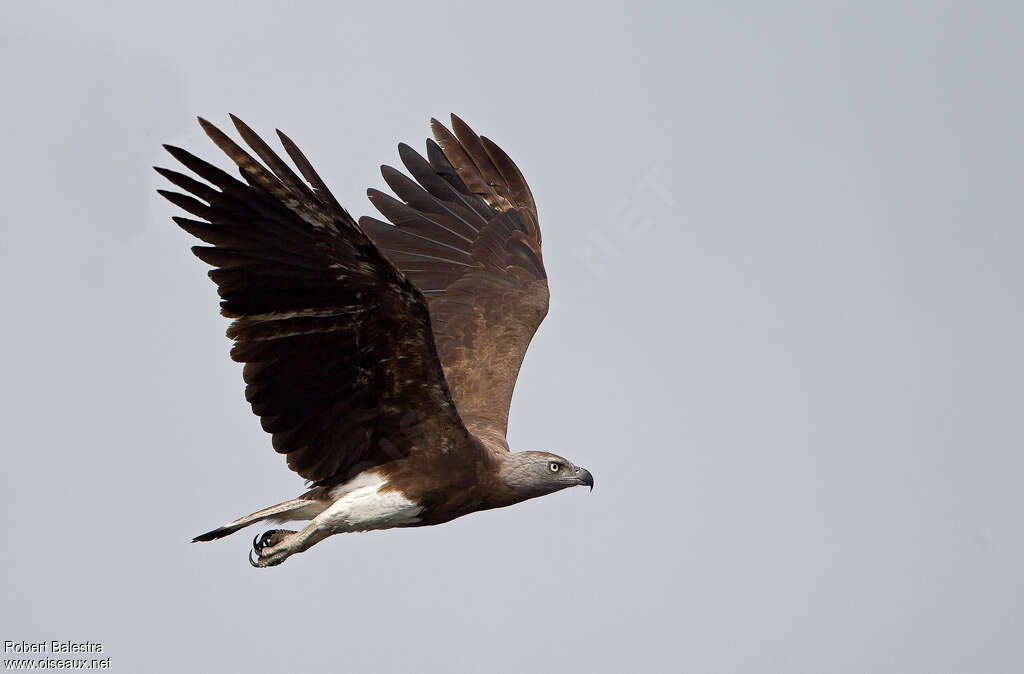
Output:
top-left (159, 114), bottom-right (592, 567)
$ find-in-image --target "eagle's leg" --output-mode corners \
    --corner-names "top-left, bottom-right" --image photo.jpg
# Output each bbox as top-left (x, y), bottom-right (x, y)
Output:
top-left (249, 523), bottom-right (331, 567)
top-left (252, 529), bottom-right (295, 556)
top-left (250, 471), bottom-right (426, 567)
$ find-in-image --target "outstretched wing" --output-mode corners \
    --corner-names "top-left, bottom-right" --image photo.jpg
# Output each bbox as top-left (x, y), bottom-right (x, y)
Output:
top-left (157, 115), bottom-right (469, 483)
top-left (359, 115), bottom-right (548, 452)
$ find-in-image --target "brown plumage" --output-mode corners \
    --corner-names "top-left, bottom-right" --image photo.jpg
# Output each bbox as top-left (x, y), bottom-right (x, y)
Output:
top-left (160, 114), bottom-right (592, 567)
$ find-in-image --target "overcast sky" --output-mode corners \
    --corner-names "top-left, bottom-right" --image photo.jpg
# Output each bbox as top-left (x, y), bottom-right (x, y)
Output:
top-left (1, 2), bottom-right (1022, 672)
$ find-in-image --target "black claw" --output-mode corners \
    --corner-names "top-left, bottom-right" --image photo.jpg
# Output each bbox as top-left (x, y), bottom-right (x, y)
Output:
top-left (249, 549), bottom-right (260, 568)
top-left (254, 530), bottom-right (276, 553)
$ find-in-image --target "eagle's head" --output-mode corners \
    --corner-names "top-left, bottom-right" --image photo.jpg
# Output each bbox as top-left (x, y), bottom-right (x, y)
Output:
top-left (497, 451), bottom-right (594, 502)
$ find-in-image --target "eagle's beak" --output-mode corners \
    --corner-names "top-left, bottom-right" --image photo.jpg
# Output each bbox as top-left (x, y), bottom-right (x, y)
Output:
top-left (576, 467), bottom-right (594, 491)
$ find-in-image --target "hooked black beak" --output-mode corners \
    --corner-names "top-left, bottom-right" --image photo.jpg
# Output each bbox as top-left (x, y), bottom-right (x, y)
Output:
top-left (576, 467), bottom-right (594, 491)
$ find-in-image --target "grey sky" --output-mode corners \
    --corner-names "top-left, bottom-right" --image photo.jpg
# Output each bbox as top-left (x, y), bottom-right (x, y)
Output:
top-left (1, 1), bottom-right (1021, 672)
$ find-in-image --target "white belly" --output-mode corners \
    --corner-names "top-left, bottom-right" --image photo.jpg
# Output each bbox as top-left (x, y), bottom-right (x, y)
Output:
top-left (317, 471), bottom-right (423, 533)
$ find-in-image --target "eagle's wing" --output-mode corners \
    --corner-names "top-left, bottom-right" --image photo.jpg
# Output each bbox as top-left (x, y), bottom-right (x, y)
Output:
top-left (359, 115), bottom-right (548, 452)
top-left (158, 116), bottom-right (469, 484)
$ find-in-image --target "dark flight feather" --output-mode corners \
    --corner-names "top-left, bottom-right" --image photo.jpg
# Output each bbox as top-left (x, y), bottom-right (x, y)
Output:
top-left (275, 128), bottom-right (348, 218)
top-left (157, 117), bottom-right (470, 483)
top-left (364, 115), bottom-right (549, 451)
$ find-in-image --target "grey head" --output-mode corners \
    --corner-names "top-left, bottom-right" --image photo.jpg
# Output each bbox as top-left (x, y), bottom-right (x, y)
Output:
top-left (496, 451), bottom-right (594, 503)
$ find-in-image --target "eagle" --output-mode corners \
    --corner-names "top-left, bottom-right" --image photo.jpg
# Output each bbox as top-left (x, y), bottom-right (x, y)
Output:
top-left (157, 114), bottom-right (593, 567)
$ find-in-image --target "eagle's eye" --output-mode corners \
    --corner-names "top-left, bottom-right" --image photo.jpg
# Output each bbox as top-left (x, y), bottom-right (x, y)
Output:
top-left (549, 462), bottom-right (560, 473)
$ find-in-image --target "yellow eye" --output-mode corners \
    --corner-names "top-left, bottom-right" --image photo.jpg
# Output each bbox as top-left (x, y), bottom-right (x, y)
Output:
top-left (549, 462), bottom-right (560, 472)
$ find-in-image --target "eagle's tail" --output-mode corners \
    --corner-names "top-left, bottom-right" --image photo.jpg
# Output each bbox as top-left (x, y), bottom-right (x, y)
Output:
top-left (192, 497), bottom-right (327, 542)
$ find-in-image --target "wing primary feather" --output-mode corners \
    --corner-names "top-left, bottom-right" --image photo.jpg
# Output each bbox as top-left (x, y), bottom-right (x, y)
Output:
top-left (399, 143), bottom-right (494, 223)
top-left (479, 136), bottom-right (538, 220)
top-left (229, 114), bottom-right (316, 203)
top-left (430, 118), bottom-right (501, 204)
top-left (198, 117), bottom-right (291, 202)
top-left (158, 189), bottom-right (217, 220)
top-left (154, 167), bottom-right (220, 204)
top-left (162, 144), bottom-right (240, 189)
top-left (276, 129), bottom-right (349, 219)
top-left (449, 114), bottom-right (511, 204)
top-left (425, 138), bottom-right (495, 221)
top-left (425, 137), bottom-right (471, 193)
top-left (380, 165), bottom-right (483, 236)
top-left (365, 189), bottom-right (475, 250)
